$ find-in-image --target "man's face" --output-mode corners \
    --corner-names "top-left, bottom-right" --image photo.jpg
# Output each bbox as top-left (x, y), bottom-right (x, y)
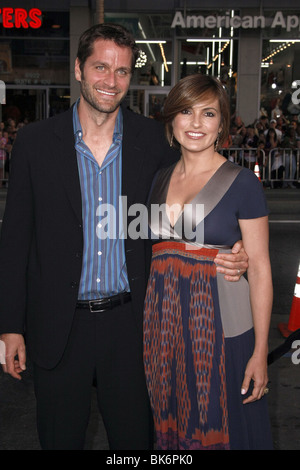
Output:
top-left (75, 39), bottom-right (133, 115)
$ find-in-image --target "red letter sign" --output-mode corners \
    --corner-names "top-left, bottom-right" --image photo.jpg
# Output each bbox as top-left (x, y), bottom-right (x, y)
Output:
top-left (29, 8), bottom-right (42, 29)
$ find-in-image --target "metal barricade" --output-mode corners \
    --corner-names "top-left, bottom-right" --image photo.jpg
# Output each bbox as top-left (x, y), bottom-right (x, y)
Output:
top-left (268, 148), bottom-right (299, 187)
top-left (0, 147), bottom-right (299, 187)
top-left (219, 147), bottom-right (299, 186)
top-left (0, 167), bottom-right (8, 187)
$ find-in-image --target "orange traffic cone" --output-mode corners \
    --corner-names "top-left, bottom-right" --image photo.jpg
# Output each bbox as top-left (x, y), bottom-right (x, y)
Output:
top-left (254, 162), bottom-right (261, 181)
top-left (278, 262), bottom-right (300, 338)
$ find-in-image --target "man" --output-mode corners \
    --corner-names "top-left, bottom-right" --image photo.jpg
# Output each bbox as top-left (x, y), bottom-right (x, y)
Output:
top-left (0, 24), bottom-right (247, 450)
top-left (264, 119), bottom-right (282, 142)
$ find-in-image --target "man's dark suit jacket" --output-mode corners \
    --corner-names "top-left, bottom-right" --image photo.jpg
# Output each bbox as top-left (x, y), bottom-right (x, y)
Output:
top-left (0, 104), bottom-right (178, 369)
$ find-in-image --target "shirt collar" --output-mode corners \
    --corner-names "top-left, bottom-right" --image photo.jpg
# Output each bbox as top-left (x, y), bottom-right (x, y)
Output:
top-left (73, 98), bottom-right (123, 145)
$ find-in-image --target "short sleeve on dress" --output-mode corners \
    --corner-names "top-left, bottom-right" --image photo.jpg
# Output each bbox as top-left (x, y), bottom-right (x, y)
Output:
top-left (235, 168), bottom-right (269, 219)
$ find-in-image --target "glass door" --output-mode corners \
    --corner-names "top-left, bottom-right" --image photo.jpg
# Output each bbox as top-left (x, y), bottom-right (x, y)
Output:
top-left (145, 88), bottom-right (170, 119)
top-left (4, 86), bottom-right (48, 123)
top-left (3, 86), bottom-right (70, 124)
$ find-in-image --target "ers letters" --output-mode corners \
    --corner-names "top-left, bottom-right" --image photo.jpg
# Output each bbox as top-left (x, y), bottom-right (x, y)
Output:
top-left (0, 8), bottom-right (42, 28)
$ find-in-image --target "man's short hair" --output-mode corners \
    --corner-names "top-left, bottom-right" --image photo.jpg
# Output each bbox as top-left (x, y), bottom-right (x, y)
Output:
top-left (77, 23), bottom-right (140, 73)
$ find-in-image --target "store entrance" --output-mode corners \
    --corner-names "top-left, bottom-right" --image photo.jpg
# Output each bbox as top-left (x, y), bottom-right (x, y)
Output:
top-left (2, 86), bottom-right (70, 124)
top-left (125, 87), bottom-right (171, 119)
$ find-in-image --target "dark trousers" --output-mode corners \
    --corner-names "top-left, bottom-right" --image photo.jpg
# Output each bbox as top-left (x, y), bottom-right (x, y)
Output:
top-left (33, 301), bottom-right (152, 450)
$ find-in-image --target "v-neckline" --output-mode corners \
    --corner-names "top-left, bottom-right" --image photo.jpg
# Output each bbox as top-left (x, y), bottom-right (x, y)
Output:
top-left (164, 160), bottom-right (228, 228)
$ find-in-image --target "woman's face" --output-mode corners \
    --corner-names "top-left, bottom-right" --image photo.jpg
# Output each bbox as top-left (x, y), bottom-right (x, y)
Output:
top-left (269, 129), bottom-right (276, 137)
top-left (172, 96), bottom-right (222, 155)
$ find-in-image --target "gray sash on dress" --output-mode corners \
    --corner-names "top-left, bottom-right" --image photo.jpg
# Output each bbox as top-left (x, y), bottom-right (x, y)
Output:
top-left (148, 160), bottom-right (254, 338)
top-left (192, 160), bottom-right (242, 221)
top-left (182, 160), bottom-right (242, 242)
top-left (149, 160), bottom-right (243, 244)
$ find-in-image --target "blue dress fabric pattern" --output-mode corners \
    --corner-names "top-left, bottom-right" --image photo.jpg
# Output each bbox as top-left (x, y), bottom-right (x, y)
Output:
top-left (143, 161), bottom-right (273, 450)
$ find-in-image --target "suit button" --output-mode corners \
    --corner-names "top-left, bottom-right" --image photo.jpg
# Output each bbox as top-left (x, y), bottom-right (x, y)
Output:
top-left (70, 281), bottom-right (78, 288)
top-left (75, 252), bottom-right (81, 258)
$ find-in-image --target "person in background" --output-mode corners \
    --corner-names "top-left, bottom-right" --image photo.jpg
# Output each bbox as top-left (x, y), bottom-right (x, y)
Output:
top-left (0, 130), bottom-right (7, 183)
top-left (264, 119), bottom-right (282, 143)
top-left (242, 125), bottom-right (259, 171)
top-left (281, 125), bottom-right (297, 188)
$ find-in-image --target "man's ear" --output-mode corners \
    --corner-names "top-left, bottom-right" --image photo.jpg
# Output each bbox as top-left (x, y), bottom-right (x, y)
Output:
top-left (74, 58), bottom-right (82, 82)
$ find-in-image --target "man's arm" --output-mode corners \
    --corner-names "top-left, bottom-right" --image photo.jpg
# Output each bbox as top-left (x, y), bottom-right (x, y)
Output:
top-left (0, 333), bottom-right (26, 380)
top-left (214, 240), bottom-right (249, 281)
top-left (0, 128), bottom-right (33, 374)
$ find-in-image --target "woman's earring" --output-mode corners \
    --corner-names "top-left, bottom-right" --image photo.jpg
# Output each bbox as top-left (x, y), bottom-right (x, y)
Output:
top-left (214, 133), bottom-right (220, 151)
top-left (170, 133), bottom-right (174, 148)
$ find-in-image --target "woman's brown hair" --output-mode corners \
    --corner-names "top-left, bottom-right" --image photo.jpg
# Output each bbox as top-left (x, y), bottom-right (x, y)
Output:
top-left (163, 74), bottom-right (230, 150)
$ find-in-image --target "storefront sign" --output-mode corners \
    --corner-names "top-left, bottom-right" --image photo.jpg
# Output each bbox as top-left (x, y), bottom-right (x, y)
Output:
top-left (171, 11), bottom-right (300, 32)
top-left (0, 8), bottom-right (42, 29)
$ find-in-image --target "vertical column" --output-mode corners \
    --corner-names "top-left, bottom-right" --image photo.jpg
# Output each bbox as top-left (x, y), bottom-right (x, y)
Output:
top-left (171, 31), bottom-right (180, 87)
top-left (236, 28), bottom-right (262, 125)
top-left (293, 50), bottom-right (300, 82)
top-left (70, 6), bottom-right (92, 105)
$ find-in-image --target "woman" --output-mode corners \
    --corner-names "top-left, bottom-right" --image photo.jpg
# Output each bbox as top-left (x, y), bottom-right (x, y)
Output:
top-left (265, 127), bottom-right (278, 152)
top-left (242, 125), bottom-right (259, 171)
top-left (265, 127), bottom-right (280, 186)
top-left (143, 74), bottom-right (273, 450)
top-left (0, 130), bottom-right (7, 181)
top-left (281, 126), bottom-right (297, 188)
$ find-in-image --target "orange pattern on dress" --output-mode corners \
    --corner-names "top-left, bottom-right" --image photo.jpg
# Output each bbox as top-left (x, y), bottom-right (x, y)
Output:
top-left (144, 243), bottom-right (229, 450)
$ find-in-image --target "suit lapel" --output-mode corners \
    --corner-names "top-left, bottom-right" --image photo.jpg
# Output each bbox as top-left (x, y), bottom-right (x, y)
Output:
top-left (51, 105), bottom-right (147, 224)
top-left (53, 106), bottom-right (82, 224)
top-left (121, 106), bottom-right (146, 207)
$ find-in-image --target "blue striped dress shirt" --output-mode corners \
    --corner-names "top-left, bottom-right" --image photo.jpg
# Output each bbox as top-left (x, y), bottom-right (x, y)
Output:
top-left (73, 100), bottom-right (129, 300)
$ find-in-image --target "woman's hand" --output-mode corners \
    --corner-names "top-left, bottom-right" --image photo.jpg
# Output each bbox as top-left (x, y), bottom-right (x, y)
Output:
top-left (241, 353), bottom-right (269, 404)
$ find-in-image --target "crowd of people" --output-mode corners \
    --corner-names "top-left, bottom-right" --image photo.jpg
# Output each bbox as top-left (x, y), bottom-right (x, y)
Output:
top-left (1, 101), bottom-right (299, 189)
top-left (0, 118), bottom-right (27, 185)
top-left (223, 111), bottom-right (300, 188)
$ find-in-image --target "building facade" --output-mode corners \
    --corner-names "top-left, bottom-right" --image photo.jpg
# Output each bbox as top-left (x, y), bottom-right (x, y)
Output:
top-left (0, 0), bottom-right (299, 125)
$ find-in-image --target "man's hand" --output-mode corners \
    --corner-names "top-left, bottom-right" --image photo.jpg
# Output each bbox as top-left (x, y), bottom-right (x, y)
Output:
top-left (0, 333), bottom-right (26, 380)
top-left (214, 240), bottom-right (248, 282)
